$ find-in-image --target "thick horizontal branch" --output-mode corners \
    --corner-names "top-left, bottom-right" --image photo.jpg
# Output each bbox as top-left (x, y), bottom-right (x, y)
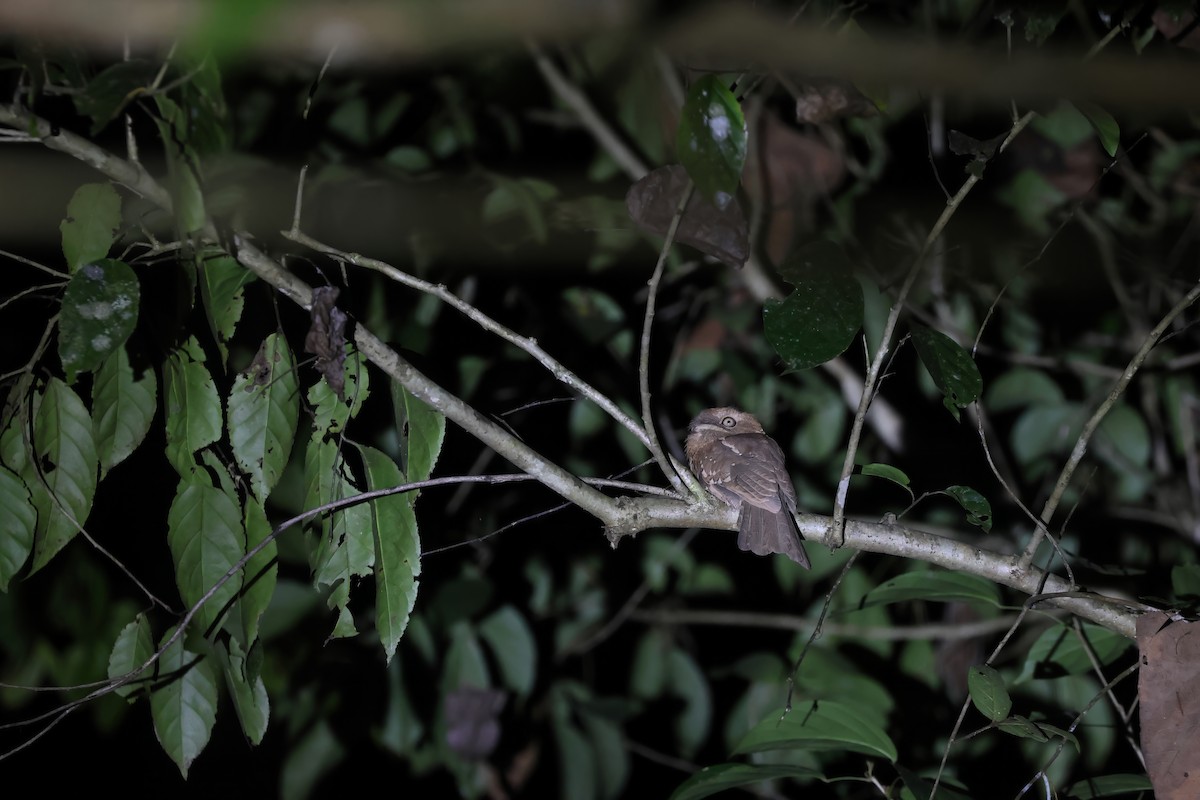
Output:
top-left (4, 3), bottom-right (1200, 111)
top-left (0, 102), bottom-right (1146, 642)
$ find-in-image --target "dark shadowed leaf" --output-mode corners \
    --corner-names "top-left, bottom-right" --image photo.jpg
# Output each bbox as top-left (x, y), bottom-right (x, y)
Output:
top-left (967, 665), bottom-right (1011, 721)
top-left (107, 613), bottom-right (154, 700)
top-left (0, 466), bottom-right (35, 590)
top-left (676, 75), bottom-right (746, 209)
top-left (733, 701), bottom-right (896, 761)
top-left (626, 165), bottom-right (749, 268)
top-left (72, 59), bottom-right (156, 134)
top-left (59, 258), bottom-right (139, 384)
top-left (911, 325), bottom-right (983, 419)
top-left (60, 182), bottom-right (121, 271)
top-left (858, 570), bottom-right (1001, 609)
top-left (764, 240), bottom-right (863, 370)
top-left (670, 762), bottom-right (822, 800)
top-left (944, 485), bottom-right (993, 532)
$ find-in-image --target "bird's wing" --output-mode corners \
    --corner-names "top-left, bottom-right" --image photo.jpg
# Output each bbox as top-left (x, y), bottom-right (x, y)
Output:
top-left (721, 433), bottom-right (795, 513)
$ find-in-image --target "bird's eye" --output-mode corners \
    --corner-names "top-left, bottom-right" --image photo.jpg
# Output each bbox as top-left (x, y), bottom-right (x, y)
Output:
top-left (721, 416), bottom-right (736, 428)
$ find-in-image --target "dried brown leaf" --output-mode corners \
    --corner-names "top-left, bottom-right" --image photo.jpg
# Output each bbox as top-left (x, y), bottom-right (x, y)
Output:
top-left (626, 164), bottom-right (749, 269)
top-left (1137, 609), bottom-right (1200, 800)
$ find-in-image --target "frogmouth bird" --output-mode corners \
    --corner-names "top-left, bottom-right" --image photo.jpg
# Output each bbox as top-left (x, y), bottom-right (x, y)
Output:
top-left (684, 407), bottom-right (810, 568)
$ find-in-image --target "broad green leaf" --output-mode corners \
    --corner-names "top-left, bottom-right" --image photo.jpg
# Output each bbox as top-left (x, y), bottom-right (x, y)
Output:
top-left (0, 466), bottom-right (35, 590)
top-left (163, 337), bottom-right (222, 476)
top-left (479, 605), bottom-right (536, 697)
top-left (986, 367), bottom-right (1064, 412)
top-left (733, 701), bottom-right (897, 761)
top-left (305, 437), bottom-right (372, 639)
top-left (1016, 623), bottom-right (1132, 683)
top-left (996, 715), bottom-right (1079, 749)
top-left (359, 444), bottom-right (420, 663)
top-left (107, 613), bottom-right (154, 700)
top-left (93, 345), bottom-right (157, 478)
top-left (59, 182), bottom-right (121, 271)
top-left (309, 348), bottom-right (369, 436)
top-left (861, 462), bottom-right (910, 487)
top-left (1071, 100), bottom-right (1119, 157)
top-left (198, 256), bottom-right (256, 367)
top-left (580, 711), bottom-right (630, 800)
top-left (153, 94), bottom-right (206, 234)
top-left (669, 763), bottom-right (821, 800)
top-left (235, 498), bottom-right (276, 649)
top-left (26, 378), bottom-right (98, 573)
top-left (554, 718), bottom-right (598, 800)
top-left (150, 626), bottom-right (219, 779)
top-left (910, 325), bottom-right (983, 419)
top-left (219, 636), bottom-right (269, 745)
top-left (676, 75), bottom-right (747, 209)
top-left (389, 381), bottom-right (445, 484)
top-left (385, 145), bottom-right (432, 172)
top-left (228, 334), bottom-right (299, 501)
top-left (280, 719), bottom-right (345, 800)
top-left (443, 622), bottom-right (491, 691)
top-left (967, 665), bottom-right (1011, 721)
top-left (671, 648), bottom-right (713, 757)
top-left (997, 170), bottom-right (1068, 234)
top-left (378, 656), bottom-right (423, 755)
top-left (167, 476), bottom-right (244, 636)
top-left (764, 241), bottom-right (863, 371)
top-left (71, 59), bottom-right (156, 133)
top-left (944, 485), bottom-right (993, 532)
top-left (1097, 403), bottom-right (1151, 467)
top-left (630, 628), bottom-right (670, 698)
top-left (1064, 774), bottom-right (1154, 798)
top-left (1012, 403), bottom-right (1082, 464)
top-left (59, 258), bottom-right (139, 384)
top-left (858, 570), bottom-right (1001, 609)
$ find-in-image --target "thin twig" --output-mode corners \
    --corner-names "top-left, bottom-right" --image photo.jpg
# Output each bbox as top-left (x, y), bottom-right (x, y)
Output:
top-left (285, 227), bottom-right (657, 457)
top-left (1019, 274), bottom-right (1200, 569)
top-left (834, 111), bottom-right (1036, 546)
top-left (0, 247), bottom-right (68, 279)
top-left (638, 183), bottom-right (694, 495)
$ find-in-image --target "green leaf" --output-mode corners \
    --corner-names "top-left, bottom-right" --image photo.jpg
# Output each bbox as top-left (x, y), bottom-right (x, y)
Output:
top-left (1064, 774), bottom-right (1154, 799)
top-left (378, 656), bottom-right (423, 755)
top-left (219, 636), bottom-right (269, 745)
top-left (359, 445), bottom-right (420, 664)
top-left (59, 182), bottom-right (122, 271)
top-left (58, 258), bottom-right (139, 384)
top-left (910, 325), bottom-right (983, 418)
top-left (150, 626), bottom-right (219, 779)
top-left (26, 379), bottom-right (98, 574)
top-left (671, 648), bottom-right (713, 757)
top-left (858, 570), bottom-right (1002, 609)
top-left (670, 763), bottom-right (821, 800)
top-left (764, 241), bottom-right (864, 371)
top-left (163, 337), bottom-right (222, 476)
top-left (0, 466), bottom-right (35, 590)
top-left (1097, 403), bottom-right (1151, 467)
top-left (198, 256), bottom-right (256, 368)
top-left (71, 59), bottom-right (157, 133)
top-left (997, 170), bottom-right (1068, 234)
top-left (944, 485), bottom-right (993, 533)
top-left (1017, 623), bottom-right (1132, 683)
top-left (389, 381), bottom-right (446, 485)
top-left (580, 711), bottom-right (630, 800)
top-left (167, 476), bottom-right (244, 636)
top-left (1072, 100), bottom-right (1119, 157)
top-left (630, 628), bottom-right (670, 698)
top-left (153, 95), bottom-right (206, 234)
top-left (385, 145), bottom-right (432, 172)
top-left (995, 715), bottom-right (1079, 749)
top-left (281, 719), bottom-right (345, 800)
top-left (986, 367), bottom-right (1064, 412)
top-left (93, 345), bottom-right (157, 478)
top-left (108, 613), bottom-right (154, 700)
top-left (554, 717), bottom-right (598, 800)
top-left (860, 462), bottom-right (910, 488)
top-left (1011, 404), bottom-right (1082, 464)
top-left (310, 348), bottom-right (369, 436)
top-left (733, 701), bottom-right (897, 761)
top-left (228, 334), bottom-right (299, 502)
top-left (479, 605), bottom-right (536, 697)
top-left (676, 75), bottom-right (747, 209)
top-left (235, 498), bottom-right (276, 649)
top-left (967, 665), bottom-right (1011, 721)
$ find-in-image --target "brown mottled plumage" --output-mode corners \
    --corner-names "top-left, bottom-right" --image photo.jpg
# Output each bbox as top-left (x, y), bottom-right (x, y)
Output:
top-left (684, 407), bottom-right (810, 568)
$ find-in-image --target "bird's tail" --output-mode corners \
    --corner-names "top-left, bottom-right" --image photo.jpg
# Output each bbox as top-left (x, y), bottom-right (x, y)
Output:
top-left (737, 505), bottom-right (811, 569)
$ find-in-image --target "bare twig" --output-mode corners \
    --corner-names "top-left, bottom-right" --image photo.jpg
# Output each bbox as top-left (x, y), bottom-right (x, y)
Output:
top-left (1019, 275), bottom-right (1200, 569)
top-left (834, 111), bottom-right (1036, 545)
